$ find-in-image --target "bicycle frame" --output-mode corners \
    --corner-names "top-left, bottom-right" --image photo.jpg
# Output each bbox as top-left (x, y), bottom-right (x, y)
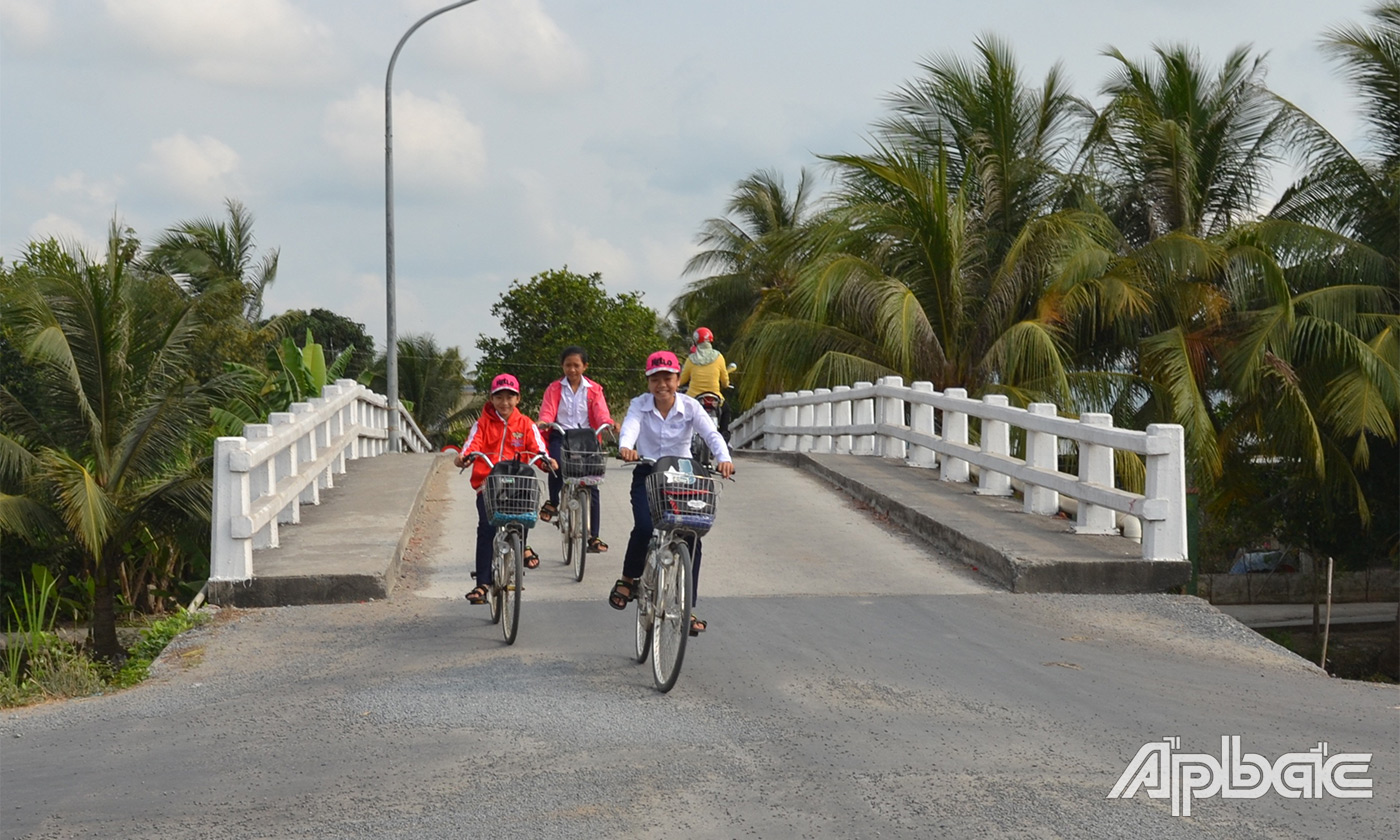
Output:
top-left (539, 422), bottom-right (613, 581)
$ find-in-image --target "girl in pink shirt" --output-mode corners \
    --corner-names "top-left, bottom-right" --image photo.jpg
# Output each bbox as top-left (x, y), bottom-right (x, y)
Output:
top-left (537, 346), bottom-right (616, 552)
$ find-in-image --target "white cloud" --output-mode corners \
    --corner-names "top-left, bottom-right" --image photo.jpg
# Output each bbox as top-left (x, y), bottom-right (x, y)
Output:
top-left (411, 0), bottom-right (589, 93)
top-left (324, 86), bottom-right (486, 193)
top-left (0, 0), bottom-right (54, 45)
top-left (142, 133), bottom-right (245, 203)
top-left (101, 0), bottom-right (337, 86)
top-left (51, 170), bottom-right (121, 208)
top-left (26, 213), bottom-right (101, 252)
top-left (565, 230), bottom-right (631, 281)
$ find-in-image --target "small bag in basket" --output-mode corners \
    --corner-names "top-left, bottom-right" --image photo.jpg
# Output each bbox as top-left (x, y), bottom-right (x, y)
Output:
top-left (561, 427), bottom-right (607, 479)
top-left (483, 460), bottom-right (541, 527)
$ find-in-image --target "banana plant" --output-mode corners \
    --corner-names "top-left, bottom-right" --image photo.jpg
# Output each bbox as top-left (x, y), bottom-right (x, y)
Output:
top-left (212, 329), bottom-right (364, 435)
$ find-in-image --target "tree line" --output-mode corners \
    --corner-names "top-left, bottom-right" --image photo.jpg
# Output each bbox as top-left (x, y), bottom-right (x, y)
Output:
top-left (670, 5), bottom-right (1399, 571)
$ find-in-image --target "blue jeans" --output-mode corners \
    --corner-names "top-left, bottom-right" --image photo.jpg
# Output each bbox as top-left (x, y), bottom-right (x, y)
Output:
top-left (547, 430), bottom-right (600, 538)
top-left (623, 463), bottom-right (702, 600)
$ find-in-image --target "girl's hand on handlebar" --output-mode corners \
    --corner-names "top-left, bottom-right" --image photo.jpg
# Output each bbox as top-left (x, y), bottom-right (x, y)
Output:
top-left (716, 461), bottom-right (735, 479)
top-left (619, 447), bottom-right (639, 462)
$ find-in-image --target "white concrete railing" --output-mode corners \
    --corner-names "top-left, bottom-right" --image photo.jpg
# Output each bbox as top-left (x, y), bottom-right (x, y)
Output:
top-left (210, 379), bottom-right (432, 582)
top-left (730, 376), bottom-right (1187, 563)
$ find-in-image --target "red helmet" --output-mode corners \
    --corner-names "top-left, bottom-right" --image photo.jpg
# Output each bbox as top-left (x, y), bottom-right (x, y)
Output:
top-left (693, 327), bottom-right (714, 344)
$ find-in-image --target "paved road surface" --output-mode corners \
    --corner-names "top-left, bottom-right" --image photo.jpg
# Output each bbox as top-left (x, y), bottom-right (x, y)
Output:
top-left (3, 457), bottom-right (1395, 839)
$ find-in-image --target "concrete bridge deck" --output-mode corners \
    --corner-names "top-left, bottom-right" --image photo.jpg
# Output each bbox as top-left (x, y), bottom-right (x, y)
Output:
top-left (212, 447), bottom-right (1188, 607)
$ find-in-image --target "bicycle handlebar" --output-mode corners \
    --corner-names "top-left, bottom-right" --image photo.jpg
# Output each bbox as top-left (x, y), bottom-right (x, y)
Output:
top-left (630, 455), bottom-right (735, 480)
top-left (458, 451), bottom-right (553, 474)
top-left (538, 421), bottom-right (616, 442)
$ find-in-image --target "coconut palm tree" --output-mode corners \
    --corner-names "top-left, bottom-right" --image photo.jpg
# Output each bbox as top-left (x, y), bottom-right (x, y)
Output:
top-left (733, 39), bottom-right (1088, 405)
top-left (368, 335), bottom-right (475, 448)
top-left (670, 168), bottom-right (821, 346)
top-left (881, 33), bottom-right (1082, 261)
top-left (0, 226), bottom-right (235, 661)
top-left (1080, 43), bottom-right (1289, 243)
top-left (144, 199), bottom-right (280, 382)
top-left (1206, 3), bottom-right (1400, 524)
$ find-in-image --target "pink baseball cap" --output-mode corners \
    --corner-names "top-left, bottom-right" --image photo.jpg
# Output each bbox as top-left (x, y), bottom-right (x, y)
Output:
top-left (489, 373), bottom-right (521, 394)
top-left (645, 350), bottom-right (681, 376)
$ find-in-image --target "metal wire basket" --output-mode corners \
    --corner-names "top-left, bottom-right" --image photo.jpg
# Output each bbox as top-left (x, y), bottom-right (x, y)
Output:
top-left (482, 471), bottom-right (544, 527)
top-left (561, 444), bottom-right (607, 480)
top-left (645, 465), bottom-right (719, 536)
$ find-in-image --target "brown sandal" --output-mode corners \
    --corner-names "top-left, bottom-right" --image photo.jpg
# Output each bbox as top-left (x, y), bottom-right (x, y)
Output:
top-left (465, 584), bottom-right (489, 604)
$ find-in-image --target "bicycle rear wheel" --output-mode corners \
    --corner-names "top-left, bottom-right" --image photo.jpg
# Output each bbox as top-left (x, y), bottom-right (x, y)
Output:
top-left (651, 540), bottom-right (692, 693)
top-left (572, 494), bottom-right (588, 582)
top-left (502, 530), bottom-right (523, 645)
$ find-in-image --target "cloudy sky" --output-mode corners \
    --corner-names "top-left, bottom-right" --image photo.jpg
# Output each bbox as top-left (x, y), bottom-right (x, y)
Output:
top-left (0, 0), bottom-right (1380, 361)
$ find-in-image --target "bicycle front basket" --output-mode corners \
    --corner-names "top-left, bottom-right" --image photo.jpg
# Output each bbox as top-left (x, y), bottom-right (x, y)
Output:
top-left (483, 465), bottom-right (542, 527)
top-left (645, 460), bottom-right (718, 536)
top-left (561, 428), bottom-right (607, 479)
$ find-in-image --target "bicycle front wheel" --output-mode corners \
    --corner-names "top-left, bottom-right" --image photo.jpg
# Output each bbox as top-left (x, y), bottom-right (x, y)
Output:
top-left (652, 540), bottom-right (693, 693)
top-left (488, 538), bottom-right (504, 625)
top-left (502, 530), bottom-right (523, 645)
top-left (559, 493), bottom-right (574, 565)
top-left (572, 495), bottom-right (588, 582)
top-left (634, 561), bottom-right (652, 663)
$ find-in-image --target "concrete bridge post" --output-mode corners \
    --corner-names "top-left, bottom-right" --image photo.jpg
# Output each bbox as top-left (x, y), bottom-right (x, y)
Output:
top-left (814, 388), bottom-right (834, 453)
top-left (763, 395), bottom-right (781, 452)
top-left (876, 376), bottom-right (906, 461)
top-left (308, 397), bottom-right (334, 492)
top-left (211, 437), bottom-right (252, 582)
top-left (1025, 403), bottom-right (1060, 515)
top-left (975, 394), bottom-right (1013, 496)
top-left (244, 423), bottom-right (278, 549)
top-left (1074, 413), bottom-right (1119, 534)
top-left (852, 382), bottom-right (875, 456)
top-left (797, 390), bottom-right (816, 451)
top-left (940, 388), bottom-right (970, 482)
top-left (908, 381), bottom-right (936, 468)
top-left (832, 386), bottom-right (853, 454)
top-left (1143, 424), bottom-right (1188, 561)
top-left (291, 403), bottom-right (320, 505)
top-left (781, 392), bottom-right (800, 451)
top-left (269, 412), bottom-right (300, 525)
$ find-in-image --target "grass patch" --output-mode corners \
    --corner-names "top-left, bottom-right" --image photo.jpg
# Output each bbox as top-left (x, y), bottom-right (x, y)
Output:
top-left (1, 608), bottom-right (209, 707)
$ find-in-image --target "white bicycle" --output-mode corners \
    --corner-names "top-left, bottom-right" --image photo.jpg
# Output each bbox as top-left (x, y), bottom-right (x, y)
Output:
top-left (461, 452), bottom-right (548, 645)
top-left (631, 456), bottom-right (723, 692)
top-left (539, 422), bottom-right (612, 582)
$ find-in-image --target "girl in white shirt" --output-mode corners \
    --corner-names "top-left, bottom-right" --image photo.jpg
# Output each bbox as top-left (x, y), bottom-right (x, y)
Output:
top-left (610, 350), bottom-right (734, 635)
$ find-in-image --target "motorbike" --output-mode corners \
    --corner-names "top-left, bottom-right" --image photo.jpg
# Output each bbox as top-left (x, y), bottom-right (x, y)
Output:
top-left (686, 363), bottom-right (737, 469)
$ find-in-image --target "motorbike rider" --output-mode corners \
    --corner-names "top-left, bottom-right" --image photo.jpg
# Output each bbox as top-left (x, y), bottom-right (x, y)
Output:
top-left (678, 327), bottom-right (732, 440)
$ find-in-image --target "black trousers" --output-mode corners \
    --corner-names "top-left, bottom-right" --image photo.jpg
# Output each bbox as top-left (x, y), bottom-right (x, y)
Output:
top-left (622, 463), bottom-right (703, 600)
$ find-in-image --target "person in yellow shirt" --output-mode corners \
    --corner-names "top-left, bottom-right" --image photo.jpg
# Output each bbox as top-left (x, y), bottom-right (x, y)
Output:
top-left (678, 327), bottom-right (731, 439)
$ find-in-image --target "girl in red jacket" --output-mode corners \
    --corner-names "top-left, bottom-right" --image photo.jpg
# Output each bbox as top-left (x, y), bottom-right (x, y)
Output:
top-left (455, 373), bottom-right (554, 605)
top-left (537, 346), bottom-right (616, 552)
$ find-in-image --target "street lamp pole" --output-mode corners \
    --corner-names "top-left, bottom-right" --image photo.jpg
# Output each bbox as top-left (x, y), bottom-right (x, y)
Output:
top-left (385, 0), bottom-right (481, 451)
